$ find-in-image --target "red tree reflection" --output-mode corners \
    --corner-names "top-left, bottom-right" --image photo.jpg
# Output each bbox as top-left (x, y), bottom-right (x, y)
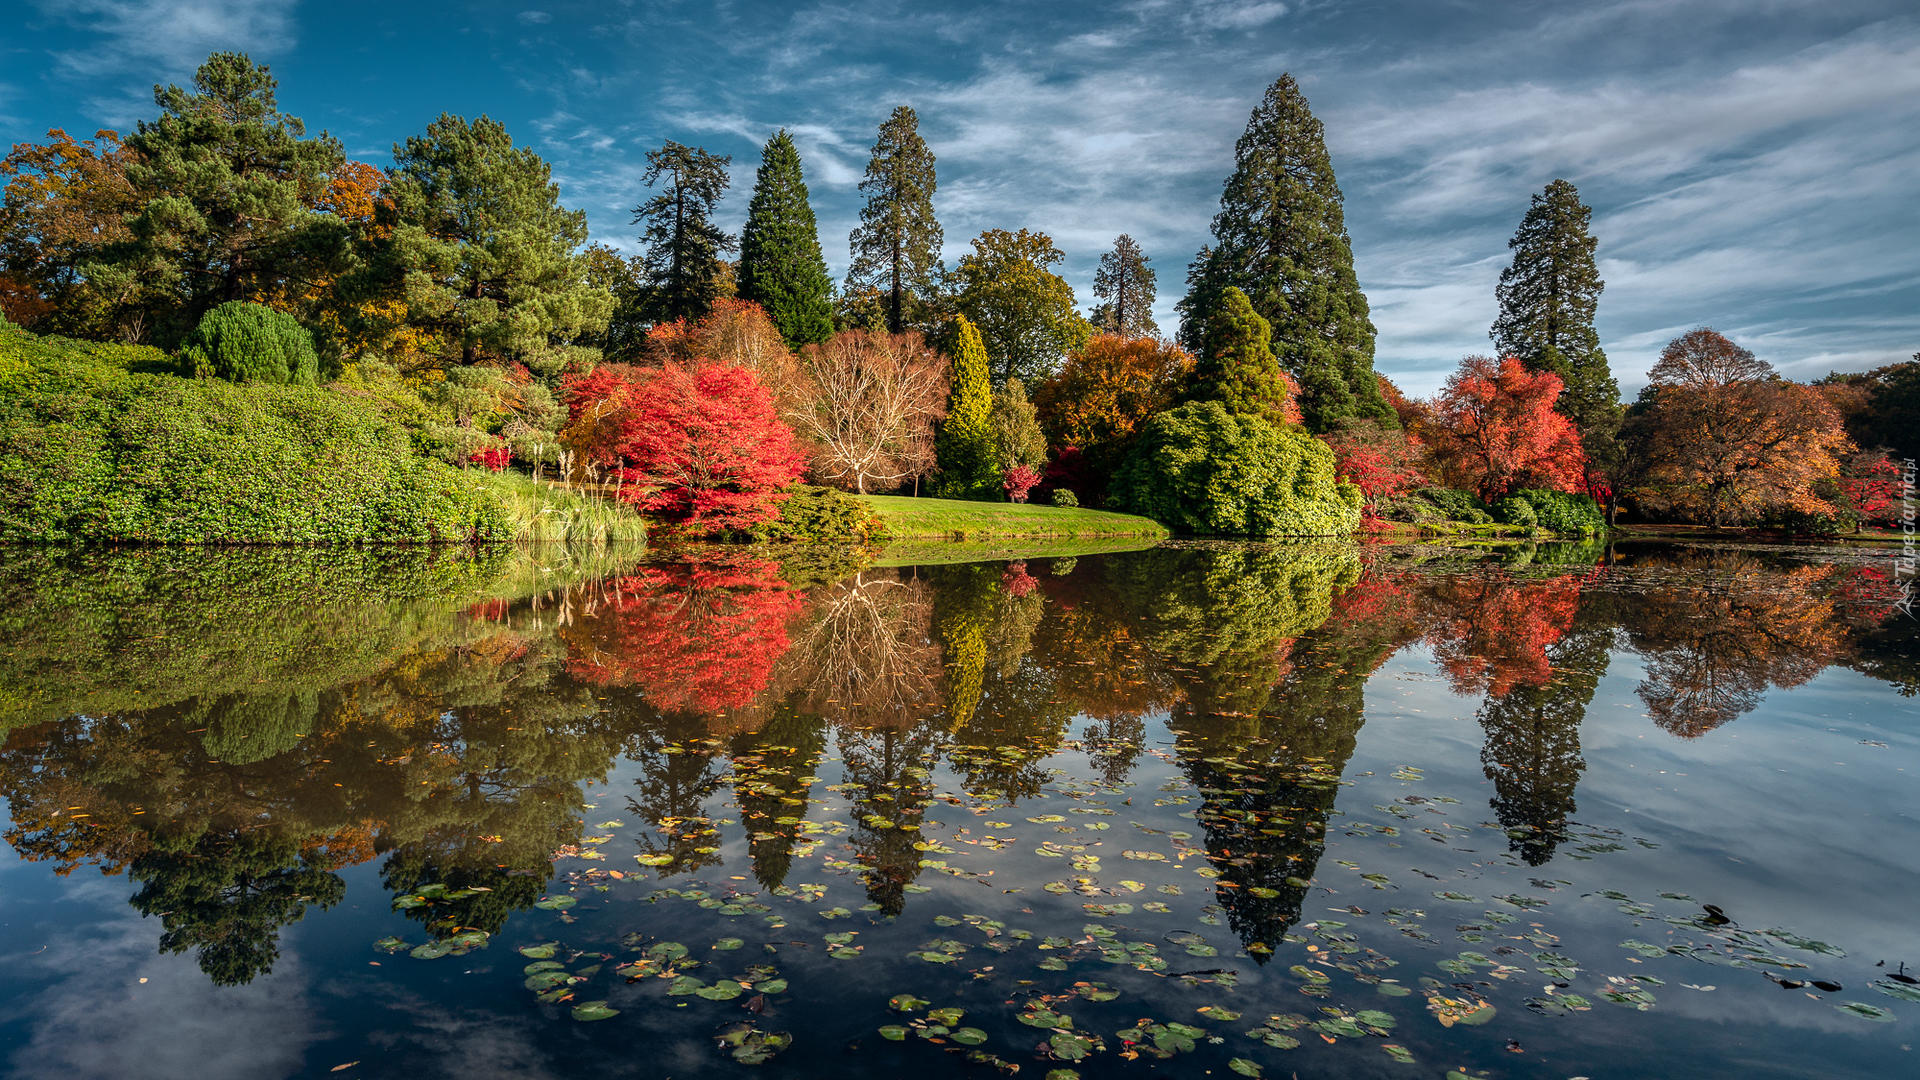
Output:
top-left (1425, 572), bottom-right (1588, 697)
top-left (563, 557), bottom-right (804, 714)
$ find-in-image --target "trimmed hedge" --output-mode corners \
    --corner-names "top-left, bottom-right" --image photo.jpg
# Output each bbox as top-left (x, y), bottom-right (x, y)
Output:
top-left (1114, 401), bottom-right (1362, 536)
top-left (1, 323), bottom-right (508, 543)
top-left (1048, 488), bottom-right (1079, 508)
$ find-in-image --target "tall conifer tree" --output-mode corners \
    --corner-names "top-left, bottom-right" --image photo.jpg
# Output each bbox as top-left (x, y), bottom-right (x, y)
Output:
top-left (1092, 234), bottom-right (1158, 339)
top-left (634, 141), bottom-right (733, 324)
top-left (933, 315), bottom-right (997, 499)
top-left (738, 130), bottom-right (834, 348)
top-left (1492, 179), bottom-right (1619, 437)
top-left (1178, 74), bottom-right (1390, 433)
top-left (847, 106), bottom-right (943, 334)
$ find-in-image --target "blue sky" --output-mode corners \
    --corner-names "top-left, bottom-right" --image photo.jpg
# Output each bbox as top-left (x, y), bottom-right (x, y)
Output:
top-left (3, 0), bottom-right (1915, 394)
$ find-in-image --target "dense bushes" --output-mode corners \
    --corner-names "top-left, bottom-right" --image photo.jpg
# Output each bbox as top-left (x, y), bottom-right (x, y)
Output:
top-left (1493, 495), bottom-right (1538, 529)
top-left (1, 323), bottom-right (512, 543)
top-left (1114, 401), bottom-right (1362, 536)
top-left (178, 301), bottom-right (321, 386)
top-left (746, 484), bottom-right (887, 543)
top-left (1510, 488), bottom-right (1604, 535)
top-left (1049, 488), bottom-right (1079, 508)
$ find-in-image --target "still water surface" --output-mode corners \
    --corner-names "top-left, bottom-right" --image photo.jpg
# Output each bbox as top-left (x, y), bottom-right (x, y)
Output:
top-left (0, 541), bottom-right (1913, 1079)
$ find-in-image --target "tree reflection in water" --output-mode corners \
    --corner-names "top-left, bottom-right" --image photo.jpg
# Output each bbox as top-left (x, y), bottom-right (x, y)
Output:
top-left (0, 542), bottom-right (1908, 985)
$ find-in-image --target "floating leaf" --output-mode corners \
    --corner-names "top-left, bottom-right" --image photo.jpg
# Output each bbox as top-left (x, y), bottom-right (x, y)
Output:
top-left (1229, 1057), bottom-right (1263, 1077)
top-left (878, 1025), bottom-right (908, 1041)
top-left (1836, 1001), bottom-right (1893, 1023)
top-left (571, 1001), bottom-right (618, 1022)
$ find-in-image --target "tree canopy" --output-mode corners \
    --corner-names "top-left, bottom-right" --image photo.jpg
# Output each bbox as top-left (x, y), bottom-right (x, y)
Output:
top-left (952, 227), bottom-right (1090, 386)
top-left (1091, 234), bottom-right (1158, 339)
top-left (1493, 179), bottom-right (1620, 438)
top-left (634, 141), bottom-right (735, 325)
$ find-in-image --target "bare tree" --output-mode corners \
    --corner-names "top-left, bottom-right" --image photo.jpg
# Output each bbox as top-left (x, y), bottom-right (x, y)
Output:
top-left (788, 330), bottom-right (948, 493)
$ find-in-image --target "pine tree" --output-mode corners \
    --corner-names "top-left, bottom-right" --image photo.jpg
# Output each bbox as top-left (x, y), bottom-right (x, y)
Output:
top-left (738, 130), bottom-right (834, 349)
top-left (933, 315), bottom-right (997, 499)
top-left (634, 141), bottom-right (734, 324)
top-left (1492, 179), bottom-right (1619, 437)
top-left (1180, 73), bottom-right (1391, 433)
top-left (847, 106), bottom-right (943, 335)
top-left (1092, 234), bottom-right (1158, 339)
top-left (118, 52), bottom-right (348, 343)
top-left (381, 114), bottom-right (612, 375)
top-left (1186, 286), bottom-right (1293, 426)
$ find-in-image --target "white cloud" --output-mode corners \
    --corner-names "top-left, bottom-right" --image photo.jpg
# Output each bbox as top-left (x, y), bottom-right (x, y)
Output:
top-left (518, 10), bottom-right (552, 25)
top-left (41, 0), bottom-right (300, 80)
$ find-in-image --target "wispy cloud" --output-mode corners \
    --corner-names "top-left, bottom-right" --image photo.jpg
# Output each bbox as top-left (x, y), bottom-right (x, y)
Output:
top-left (39, 0), bottom-right (300, 80)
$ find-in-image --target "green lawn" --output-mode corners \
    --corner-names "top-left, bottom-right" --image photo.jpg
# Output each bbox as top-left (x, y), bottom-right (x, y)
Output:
top-left (857, 494), bottom-right (1169, 541)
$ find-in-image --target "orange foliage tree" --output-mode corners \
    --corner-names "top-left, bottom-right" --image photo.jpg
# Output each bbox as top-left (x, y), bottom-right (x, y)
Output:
top-left (1427, 355), bottom-right (1586, 500)
top-left (0, 128), bottom-right (143, 335)
top-left (1630, 328), bottom-right (1851, 527)
top-left (1033, 333), bottom-right (1194, 459)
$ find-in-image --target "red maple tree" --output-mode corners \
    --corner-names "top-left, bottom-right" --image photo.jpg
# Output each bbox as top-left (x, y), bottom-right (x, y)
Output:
top-left (563, 363), bottom-right (806, 531)
top-left (1427, 356), bottom-right (1586, 500)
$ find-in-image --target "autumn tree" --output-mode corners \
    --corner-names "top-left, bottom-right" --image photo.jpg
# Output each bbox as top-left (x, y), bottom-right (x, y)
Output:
top-left (378, 114), bottom-right (610, 374)
top-left (1818, 356), bottom-right (1920, 463)
top-left (1179, 74), bottom-right (1392, 432)
top-left (1091, 234), bottom-right (1158, 339)
top-left (1427, 355), bottom-right (1587, 501)
top-left (738, 130), bottom-right (835, 349)
top-left (635, 141), bottom-right (735, 325)
top-left (563, 363), bottom-right (804, 529)
top-left (116, 52), bottom-right (350, 344)
top-left (1629, 328), bottom-right (1851, 527)
top-left (788, 330), bottom-right (948, 493)
top-left (1492, 180), bottom-right (1619, 435)
top-left (1033, 333), bottom-right (1192, 466)
top-left (952, 227), bottom-right (1090, 385)
top-left (0, 128), bottom-right (144, 336)
top-left (1185, 286), bottom-right (1299, 426)
top-left (932, 314), bottom-right (999, 499)
top-left (846, 106), bottom-right (943, 334)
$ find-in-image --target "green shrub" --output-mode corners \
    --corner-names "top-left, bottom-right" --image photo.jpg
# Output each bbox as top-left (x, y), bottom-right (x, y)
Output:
top-left (1414, 486), bottom-right (1489, 522)
top-left (1494, 495), bottom-right (1539, 529)
top-left (746, 484), bottom-right (886, 543)
top-left (0, 321), bottom-right (509, 543)
top-left (1512, 488), bottom-right (1604, 535)
top-left (178, 301), bottom-right (320, 386)
top-left (1049, 488), bottom-right (1079, 508)
top-left (1114, 401), bottom-right (1362, 536)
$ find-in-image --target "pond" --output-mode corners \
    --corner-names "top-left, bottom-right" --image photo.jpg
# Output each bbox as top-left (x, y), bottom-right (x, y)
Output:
top-left (0, 540), bottom-right (1913, 1079)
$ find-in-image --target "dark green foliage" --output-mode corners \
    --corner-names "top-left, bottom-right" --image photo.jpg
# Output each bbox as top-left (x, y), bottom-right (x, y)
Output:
top-left (847, 107), bottom-right (944, 334)
top-left (933, 315), bottom-right (998, 500)
top-left (1180, 74), bottom-right (1391, 433)
top-left (1115, 400), bottom-right (1361, 535)
top-left (178, 300), bottom-right (318, 385)
top-left (196, 691), bottom-right (320, 764)
top-left (380, 115), bottom-right (610, 375)
top-left (1049, 488), bottom-right (1078, 508)
top-left (635, 141), bottom-right (735, 324)
top-left (1493, 495), bottom-right (1539, 529)
top-left (1478, 620), bottom-right (1609, 864)
top-left (1511, 488), bottom-right (1604, 535)
top-left (1414, 486), bottom-right (1490, 522)
top-left (116, 52), bottom-right (348, 343)
top-left (1493, 179), bottom-right (1620, 438)
top-left (746, 485), bottom-right (886, 543)
top-left (1821, 356), bottom-right (1920, 461)
top-left (1185, 286), bottom-right (1291, 425)
top-left (1092, 234), bottom-right (1158, 339)
top-left (129, 827), bottom-right (345, 986)
top-left (0, 322), bottom-right (508, 543)
top-left (738, 131), bottom-right (835, 349)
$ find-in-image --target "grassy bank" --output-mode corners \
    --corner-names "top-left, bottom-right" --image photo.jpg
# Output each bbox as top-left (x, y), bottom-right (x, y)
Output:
top-left (857, 494), bottom-right (1170, 541)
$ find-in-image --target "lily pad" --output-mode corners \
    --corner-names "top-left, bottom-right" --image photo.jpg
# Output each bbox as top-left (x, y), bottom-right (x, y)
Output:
top-left (571, 1001), bottom-right (618, 1022)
